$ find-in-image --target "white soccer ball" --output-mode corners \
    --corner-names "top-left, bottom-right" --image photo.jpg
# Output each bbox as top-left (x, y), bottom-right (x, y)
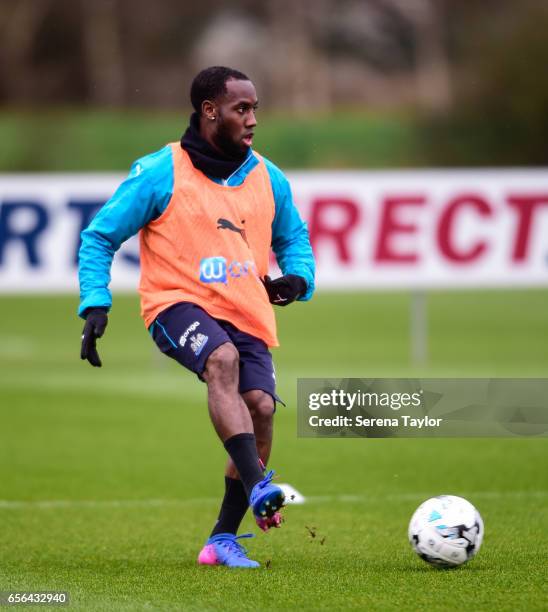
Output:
top-left (408, 495), bottom-right (484, 568)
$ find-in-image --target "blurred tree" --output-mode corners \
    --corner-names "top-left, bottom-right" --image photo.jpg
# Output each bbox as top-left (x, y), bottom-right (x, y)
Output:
top-left (0, 0), bottom-right (547, 165)
top-left (384, 0), bottom-right (452, 113)
top-left (0, 0), bottom-right (54, 101)
top-left (421, 0), bottom-right (548, 165)
top-left (265, 0), bottom-right (331, 112)
top-left (81, 0), bottom-right (125, 105)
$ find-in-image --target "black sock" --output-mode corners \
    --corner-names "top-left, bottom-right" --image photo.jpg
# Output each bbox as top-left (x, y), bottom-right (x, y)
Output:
top-left (223, 433), bottom-right (264, 498)
top-left (210, 477), bottom-right (249, 537)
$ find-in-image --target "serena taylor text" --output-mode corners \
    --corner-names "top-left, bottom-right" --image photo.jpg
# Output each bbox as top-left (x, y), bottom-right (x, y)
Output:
top-left (308, 415), bottom-right (442, 429)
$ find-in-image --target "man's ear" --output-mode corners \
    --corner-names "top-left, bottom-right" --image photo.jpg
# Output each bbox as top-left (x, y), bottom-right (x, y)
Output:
top-left (202, 100), bottom-right (217, 121)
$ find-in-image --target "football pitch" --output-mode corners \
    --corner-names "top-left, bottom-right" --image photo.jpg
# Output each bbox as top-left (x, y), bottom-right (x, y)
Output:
top-left (1, 291), bottom-right (547, 611)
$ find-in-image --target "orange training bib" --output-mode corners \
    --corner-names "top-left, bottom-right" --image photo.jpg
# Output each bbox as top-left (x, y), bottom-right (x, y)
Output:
top-left (139, 144), bottom-right (278, 346)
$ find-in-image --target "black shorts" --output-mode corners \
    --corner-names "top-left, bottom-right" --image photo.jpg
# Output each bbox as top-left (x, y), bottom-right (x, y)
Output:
top-left (150, 302), bottom-right (282, 404)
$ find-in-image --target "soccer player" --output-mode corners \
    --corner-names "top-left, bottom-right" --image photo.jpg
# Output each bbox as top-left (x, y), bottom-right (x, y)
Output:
top-left (78, 66), bottom-right (315, 568)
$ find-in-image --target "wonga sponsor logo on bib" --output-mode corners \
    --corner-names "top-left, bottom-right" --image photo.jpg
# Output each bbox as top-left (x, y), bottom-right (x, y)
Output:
top-left (199, 257), bottom-right (258, 285)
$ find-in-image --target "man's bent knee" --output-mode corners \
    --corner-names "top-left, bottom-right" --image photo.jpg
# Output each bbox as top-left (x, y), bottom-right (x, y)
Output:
top-left (203, 343), bottom-right (239, 382)
top-left (243, 390), bottom-right (275, 421)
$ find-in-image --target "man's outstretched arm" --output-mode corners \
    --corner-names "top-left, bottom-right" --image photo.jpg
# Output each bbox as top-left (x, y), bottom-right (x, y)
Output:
top-left (78, 146), bottom-right (173, 365)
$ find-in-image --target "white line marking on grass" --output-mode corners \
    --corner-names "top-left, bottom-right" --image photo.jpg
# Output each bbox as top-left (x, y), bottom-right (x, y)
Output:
top-left (0, 337), bottom-right (35, 358)
top-left (307, 491), bottom-right (548, 503)
top-left (279, 483), bottom-right (306, 504)
top-left (0, 498), bottom-right (216, 510)
top-left (0, 490), bottom-right (545, 511)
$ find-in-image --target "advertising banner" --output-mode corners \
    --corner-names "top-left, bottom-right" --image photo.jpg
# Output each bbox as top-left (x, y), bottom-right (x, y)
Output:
top-left (1, 170), bottom-right (547, 291)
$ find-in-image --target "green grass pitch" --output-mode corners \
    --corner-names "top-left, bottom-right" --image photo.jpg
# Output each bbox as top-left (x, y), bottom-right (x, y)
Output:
top-left (1, 291), bottom-right (547, 611)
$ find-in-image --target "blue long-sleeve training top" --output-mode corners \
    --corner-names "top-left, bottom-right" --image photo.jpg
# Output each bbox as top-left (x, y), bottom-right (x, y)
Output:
top-left (78, 145), bottom-right (316, 318)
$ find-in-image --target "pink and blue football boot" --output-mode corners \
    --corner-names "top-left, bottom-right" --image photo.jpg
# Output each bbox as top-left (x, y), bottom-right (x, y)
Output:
top-left (197, 533), bottom-right (260, 568)
top-left (250, 470), bottom-right (285, 531)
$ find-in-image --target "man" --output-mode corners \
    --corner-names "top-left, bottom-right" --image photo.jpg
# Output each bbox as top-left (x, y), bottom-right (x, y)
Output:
top-left (78, 66), bottom-right (315, 568)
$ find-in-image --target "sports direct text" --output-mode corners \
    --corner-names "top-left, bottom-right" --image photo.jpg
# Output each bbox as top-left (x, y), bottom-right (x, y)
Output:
top-left (2, 170), bottom-right (548, 291)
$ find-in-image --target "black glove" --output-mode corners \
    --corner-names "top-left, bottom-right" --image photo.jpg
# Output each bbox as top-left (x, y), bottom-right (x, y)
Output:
top-left (262, 274), bottom-right (307, 307)
top-left (80, 308), bottom-right (108, 367)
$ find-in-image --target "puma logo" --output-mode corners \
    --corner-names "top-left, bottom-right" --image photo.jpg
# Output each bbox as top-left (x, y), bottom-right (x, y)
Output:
top-left (217, 218), bottom-right (248, 245)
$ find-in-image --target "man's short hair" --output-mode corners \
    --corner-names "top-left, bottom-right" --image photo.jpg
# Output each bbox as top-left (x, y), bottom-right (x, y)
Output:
top-left (190, 66), bottom-right (250, 113)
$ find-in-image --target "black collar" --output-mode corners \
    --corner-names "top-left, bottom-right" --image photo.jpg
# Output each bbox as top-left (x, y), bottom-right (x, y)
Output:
top-left (181, 112), bottom-right (248, 179)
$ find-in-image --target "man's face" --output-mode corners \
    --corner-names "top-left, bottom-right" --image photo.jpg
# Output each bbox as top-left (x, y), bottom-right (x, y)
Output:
top-left (212, 79), bottom-right (258, 158)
